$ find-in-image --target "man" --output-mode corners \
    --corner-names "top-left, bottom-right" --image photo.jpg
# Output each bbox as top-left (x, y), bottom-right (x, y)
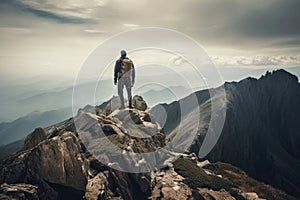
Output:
top-left (114, 50), bottom-right (135, 109)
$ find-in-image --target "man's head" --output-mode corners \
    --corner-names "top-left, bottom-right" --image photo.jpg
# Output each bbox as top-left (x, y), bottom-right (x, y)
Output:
top-left (120, 50), bottom-right (127, 58)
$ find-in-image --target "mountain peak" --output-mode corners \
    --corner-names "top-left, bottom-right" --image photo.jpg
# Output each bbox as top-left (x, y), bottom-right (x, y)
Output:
top-left (260, 69), bottom-right (299, 82)
top-left (224, 69), bottom-right (299, 87)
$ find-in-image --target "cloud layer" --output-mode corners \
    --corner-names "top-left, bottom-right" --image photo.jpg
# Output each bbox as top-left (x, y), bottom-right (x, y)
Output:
top-left (0, 0), bottom-right (300, 79)
top-left (14, 0), bottom-right (106, 23)
top-left (213, 55), bottom-right (300, 68)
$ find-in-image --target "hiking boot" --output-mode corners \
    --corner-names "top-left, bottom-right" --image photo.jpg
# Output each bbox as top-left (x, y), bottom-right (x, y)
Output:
top-left (129, 97), bottom-right (133, 109)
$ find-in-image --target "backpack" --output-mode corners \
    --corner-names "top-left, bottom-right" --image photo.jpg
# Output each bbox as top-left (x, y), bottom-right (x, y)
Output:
top-left (121, 58), bottom-right (133, 78)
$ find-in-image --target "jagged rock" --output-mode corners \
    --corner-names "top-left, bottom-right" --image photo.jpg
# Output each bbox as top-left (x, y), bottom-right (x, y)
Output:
top-left (47, 126), bottom-right (60, 139)
top-left (108, 170), bottom-right (151, 200)
top-left (98, 96), bottom-right (122, 115)
top-left (102, 124), bottom-right (125, 137)
top-left (64, 118), bottom-right (77, 132)
top-left (197, 160), bottom-right (210, 168)
top-left (85, 172), bottom-right (110, 200)
top-left (111, 109), bottom-right (143, 124)
top-left (241, 192), bottom-right (264, 200)
top-left (33, 132), bottom-right (88, 190)
top-left (110, 109), bottom-right (161, 138)
top-left (129, 110), bottom-right (143, 124)
top-left (151, 167), bottom-right (193, 200)
top-left (132, 95), bottom-right (147, 111)
top-left (0, 131), bottom-right (88, 199)
top-left (0, 183), bottom-right (39, 200)
top-left (23, 128), bottom-right (46, 150)
top-left (142, 113), bottom-right (152, 122)
top-left (197, 188), bottom-right (235, 200)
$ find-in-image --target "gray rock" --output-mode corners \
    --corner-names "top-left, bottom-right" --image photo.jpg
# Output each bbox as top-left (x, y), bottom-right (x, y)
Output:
top-left (23, 128), bottom-right (46, 150)
top-left (0, 131), bottom-right (88, 199)
top-left (0, 183), bottom-right (39, 200)
top-left (85, 172), bottom-right (110, 200)
top-left (132, 95), bottom-right (147, 111)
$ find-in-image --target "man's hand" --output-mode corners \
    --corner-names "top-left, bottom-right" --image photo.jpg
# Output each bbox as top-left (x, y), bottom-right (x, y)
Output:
top-left (131, 80), bottom-right (135, 87)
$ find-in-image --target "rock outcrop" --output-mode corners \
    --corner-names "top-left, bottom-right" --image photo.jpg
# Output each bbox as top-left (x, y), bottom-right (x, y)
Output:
top-left (203, 70), bottom-right (300, 198)
top-left (0, 183), bottom-right (39, 200)
top-left (23, 127), bottom-right (47, 150)
top-left (150, 154), bottom-right (296, 200)
top-left (0, 98), bottom-right (167, 199)
top-left (152, 69), bottom-right (300, 198)
top-left (0, 129), bottom-right (88, 199)
top-left (132, 95), bottom-right (148, 111)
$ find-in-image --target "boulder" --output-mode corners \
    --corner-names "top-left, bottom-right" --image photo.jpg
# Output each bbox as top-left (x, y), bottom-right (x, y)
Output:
top-left (85, 173), bottom-right (110, 200)
top-left (129, 110), bottom-right (143, 124)
top-left (132, 95), bottom-right (147, 111)
top-left (23, 128), bottom-right (47, 150)
top-left (0, 183), bottom-right (39, 200)
top-left (0, 131), bottom-right (88, 199)
top-left (142, 113), bottom-right (152, 122)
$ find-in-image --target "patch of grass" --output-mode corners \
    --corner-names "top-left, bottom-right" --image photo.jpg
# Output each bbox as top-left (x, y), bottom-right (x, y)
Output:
top-left (204, 162), bottom-right (297, 200)
top-left (173, 158), bottom-right (232, 191)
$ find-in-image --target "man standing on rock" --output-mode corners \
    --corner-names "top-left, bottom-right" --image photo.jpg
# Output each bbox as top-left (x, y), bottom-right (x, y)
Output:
top-left (114, 50), bottom-right (135, 109)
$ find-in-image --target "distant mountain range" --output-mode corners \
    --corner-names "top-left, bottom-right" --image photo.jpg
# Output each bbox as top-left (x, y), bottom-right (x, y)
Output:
top-left (151, 69), bottom-right (300, 198)
top-left (140, 86), bottom-right (191, 106)
top-left (0, 73), bottom-right (195, 122)
top-left (0, 84), bottom-right (190, 146)
top-left (0, 108), bottom-right (72, 146)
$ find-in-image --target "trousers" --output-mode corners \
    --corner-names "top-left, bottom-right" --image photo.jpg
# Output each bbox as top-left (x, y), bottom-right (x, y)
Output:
top-left (117, 76), bottom-right (132, 108)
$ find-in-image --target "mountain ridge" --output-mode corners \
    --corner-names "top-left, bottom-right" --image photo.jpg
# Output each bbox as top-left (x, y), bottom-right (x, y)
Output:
top-left (151, 69), bottom-right (300, 198)
top-left (0, 107), bottom-right (73, 146)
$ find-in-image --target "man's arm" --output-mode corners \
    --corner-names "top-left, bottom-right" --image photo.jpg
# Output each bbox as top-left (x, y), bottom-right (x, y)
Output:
top-left (114, 60), bottom-right (121, 84)
top-left (132, 62), bottom-right (135, 85)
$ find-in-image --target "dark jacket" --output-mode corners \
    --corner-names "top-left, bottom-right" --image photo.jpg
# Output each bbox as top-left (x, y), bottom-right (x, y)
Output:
top-left (114, 57), bottom-right (135, 83)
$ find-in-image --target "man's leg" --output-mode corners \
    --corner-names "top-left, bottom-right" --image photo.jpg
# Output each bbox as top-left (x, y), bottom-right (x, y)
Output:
top-left (125, 78), bottom-right (133, 108)
top-left (118, 78), bottom-right (125, 109)
top-left (127, 87), bottom-right (133, 108)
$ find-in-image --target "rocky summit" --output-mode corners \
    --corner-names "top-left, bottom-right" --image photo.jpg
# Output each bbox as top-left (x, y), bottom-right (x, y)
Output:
top-left (0, 92), bottom-right (297, 200)
top-left (1, 70), bottom-right (299, 200)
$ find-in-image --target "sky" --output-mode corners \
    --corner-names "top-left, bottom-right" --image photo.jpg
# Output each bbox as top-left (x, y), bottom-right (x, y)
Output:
top-left (1, 0), bottom-right (300, 84)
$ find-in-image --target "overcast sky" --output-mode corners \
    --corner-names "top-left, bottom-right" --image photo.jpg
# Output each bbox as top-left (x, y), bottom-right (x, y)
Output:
top-left (1, 0), bottom-right (300, 82)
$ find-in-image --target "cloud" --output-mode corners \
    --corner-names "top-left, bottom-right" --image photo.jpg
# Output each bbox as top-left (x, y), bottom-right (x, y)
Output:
top-left (24, 7), bottom-right (93, 24)
top-left (234, 0), bottom-right (300, 37)
top-left (213, 55), bottom-right (300, 68)
top-left (12, 0), bottom-right (107, 24)
top-left (0, 27), bottom-right (31, 33)
top-left (123, 24), bottom-right (139, 27)
top-left (84, 29), bottom-right (107, 34)
top-left (4, 0), bottom-right (300, 44)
